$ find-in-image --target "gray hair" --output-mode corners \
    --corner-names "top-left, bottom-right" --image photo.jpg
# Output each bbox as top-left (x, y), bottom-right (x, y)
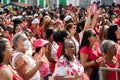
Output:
top-left (100, 40), bottom-right (116, 53)
top-left (12, 32), bottom-right (25, 49)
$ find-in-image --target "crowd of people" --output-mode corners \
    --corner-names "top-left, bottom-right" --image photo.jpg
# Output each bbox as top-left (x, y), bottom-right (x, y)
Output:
top-left (0, 2), bottom-right (120, 80)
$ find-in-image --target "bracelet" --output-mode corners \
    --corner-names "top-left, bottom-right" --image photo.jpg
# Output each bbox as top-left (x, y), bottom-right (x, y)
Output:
top-left (94, 60), bottom-right (97, 64)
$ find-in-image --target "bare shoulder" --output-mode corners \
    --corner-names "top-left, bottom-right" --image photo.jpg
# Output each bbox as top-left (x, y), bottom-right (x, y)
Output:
top-left (0, 67), bottom-right (13, 80)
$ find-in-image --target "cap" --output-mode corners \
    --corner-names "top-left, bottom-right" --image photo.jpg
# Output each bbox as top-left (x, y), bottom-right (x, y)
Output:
top-left (31, 19), bottom-right (39, 24)
top-left (33, 39), bottom-right (49, 49)
top-left (34, 13), bottom-right (38, 18)
top-left (64, 15), bottom-right (72, 21)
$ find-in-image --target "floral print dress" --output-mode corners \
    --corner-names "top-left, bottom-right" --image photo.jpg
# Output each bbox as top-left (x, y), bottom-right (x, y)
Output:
top-left (52, 55), bottom-right (88, 80)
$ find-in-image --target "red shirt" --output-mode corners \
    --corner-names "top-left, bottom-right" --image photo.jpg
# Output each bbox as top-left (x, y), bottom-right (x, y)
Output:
top-left (105, 61), bottom-right (119, 80)
top-left (80, 42), bottom-right (101, 66)
top-left (56, 42), bottom-right (63, 59)
top-left (115, 18), bottom-right (120, 26)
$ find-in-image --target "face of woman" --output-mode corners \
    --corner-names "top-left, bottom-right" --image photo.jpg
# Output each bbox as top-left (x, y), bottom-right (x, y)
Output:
top-left (15, 26), bottom-right (22, 33)
top-left (88, 31), bottom-right (97, 43)
top-left (69, 25), bottom-right (76, 35)
top-left (106, 44), bottom-right (117, 56)
top-left (16, 34), bottom-right (30, 52)
top-left (4, 42), bottom-right (14, 62)
top-left (65, 41), bottom-right (75, 59)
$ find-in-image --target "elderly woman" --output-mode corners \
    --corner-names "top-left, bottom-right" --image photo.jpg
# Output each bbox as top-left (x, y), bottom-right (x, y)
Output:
top-left (100, 40), bottom-right (119, 80)
top-left (11, 32), bottom-right (42, 80)
top-left (0, 38), bottom-right (22, 80)
top-left (107, 24), bottom-right (120, 62)
top-left (80, 29), bottom-right (105, 80)
top-left (52, 39), bottom-right (89, 80)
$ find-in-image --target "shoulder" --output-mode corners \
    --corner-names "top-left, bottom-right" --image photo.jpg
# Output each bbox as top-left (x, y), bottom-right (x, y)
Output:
top-left (56, 56), bottom-right (67, 67)
top-left (0, 67), bottom-right (13, 80)
top-left (80, 46), bottom-right (90, 54)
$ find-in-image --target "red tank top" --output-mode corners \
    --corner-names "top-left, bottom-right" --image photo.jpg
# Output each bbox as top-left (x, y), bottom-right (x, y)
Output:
top-left (0, 65), bottom-right (22, 80)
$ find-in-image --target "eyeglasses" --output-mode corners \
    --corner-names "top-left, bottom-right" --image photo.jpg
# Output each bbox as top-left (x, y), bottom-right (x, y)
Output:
top-left (65, 46), bottom-right (75, 49)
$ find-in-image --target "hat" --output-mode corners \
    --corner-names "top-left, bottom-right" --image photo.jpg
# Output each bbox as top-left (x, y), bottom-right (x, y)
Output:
top-left (34, 13), bottom-right (38, 18)
top-left (33, 39), bottom-right (49, 49)
top-left (31, 19), bottom-right (39, 24)
top-left (64, 15), bottom-right (72, 21)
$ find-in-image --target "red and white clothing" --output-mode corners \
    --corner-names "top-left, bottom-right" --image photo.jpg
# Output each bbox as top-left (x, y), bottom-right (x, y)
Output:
top-left (52, 55), bottom-right (85, 80)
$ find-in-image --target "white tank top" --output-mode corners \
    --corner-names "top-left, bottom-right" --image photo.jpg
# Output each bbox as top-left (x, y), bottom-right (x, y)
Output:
top-left (12, 51), bottom-right (40, 80)
top-left (50, 42), bottom-right (59, 60)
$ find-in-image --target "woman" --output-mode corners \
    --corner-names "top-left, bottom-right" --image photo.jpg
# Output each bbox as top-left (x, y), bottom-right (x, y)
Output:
top-left (66, 23), bottom-right (80, 57)
top-left (80, 29), bottom-right (105, 80)
top-left (45, 28), bottom-right (59, 73)
top-left (13, 24), bottom-right (22, 34)
top-left (11, 32), bottom-right (42, 80)
top-left (100, 40), bottom-right (119, 80)
top-left (107, 24), bottom-right (120, 43)
top-left (32, 38), bottom-right (51, 80)
top-left (53, 30), bottom-right (70, 59)
top-left (0, 38), bottom-right (22, 80)
top-left (107, 24), bottom-right (120, 61)
top-left (53, 39), bottom-right (89, 80)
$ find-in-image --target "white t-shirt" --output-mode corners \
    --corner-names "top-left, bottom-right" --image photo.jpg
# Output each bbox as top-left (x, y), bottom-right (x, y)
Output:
top-left (12, 51), bottom-right (40, 80)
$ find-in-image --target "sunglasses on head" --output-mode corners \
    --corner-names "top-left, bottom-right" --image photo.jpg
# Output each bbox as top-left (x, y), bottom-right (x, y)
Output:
top-left (92, 33), bottom-right (97, 37)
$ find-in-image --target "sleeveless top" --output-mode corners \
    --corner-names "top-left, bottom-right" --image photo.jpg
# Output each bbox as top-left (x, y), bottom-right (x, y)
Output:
top-left (0, 65), bottom-right (22, 80)
top-left (12, 51), bottom-right (40, 80)
top-left (50, 42), bottom-right (59, 60)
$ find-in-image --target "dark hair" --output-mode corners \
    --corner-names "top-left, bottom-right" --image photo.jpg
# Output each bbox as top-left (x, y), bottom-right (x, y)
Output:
top-left (66, 23), bottom-right (73, 33)
top-left (53, 30), bottom-right (68, 42)
top-left (107, 24), bottom-right (118, 42)
top-left (80, 29), bottom-right (93, 49)
top-left (0, 38), bottom-right (8, 63)
top-left (13, 18), bottom-right (22, 26)
top-left (76, 20), bottom-right (85, 33)
top-left (45, 28), bottom-right (54, 39)
top-left (4, 25), bottom-right (14, 35)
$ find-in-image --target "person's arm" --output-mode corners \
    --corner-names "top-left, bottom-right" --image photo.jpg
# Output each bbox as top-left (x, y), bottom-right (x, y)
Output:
top-left (80, 53), bottom-right (95, 68)
top-left (53, 72), bottom-right (81, 80)
top-left (91, 13), bottom-right (99, 29)
top-left (83, 7), bottom-right (93, 31)
top-left (80, 53), bottom-right (105, 68)
top-left (0, 68), bottom-right (13, 80)
top-left (15, 55), bottom-right (42, 80)
top-left (45, 43), bottom-right (56, 63)
top-left (54, 74), bottom-right (79, 80)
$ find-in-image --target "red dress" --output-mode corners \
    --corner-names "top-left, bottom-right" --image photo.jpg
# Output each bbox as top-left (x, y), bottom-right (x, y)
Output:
top-left (0, 65), bottom-right (22, 80)
top-left (80, 42), bottom-right (101, 67)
